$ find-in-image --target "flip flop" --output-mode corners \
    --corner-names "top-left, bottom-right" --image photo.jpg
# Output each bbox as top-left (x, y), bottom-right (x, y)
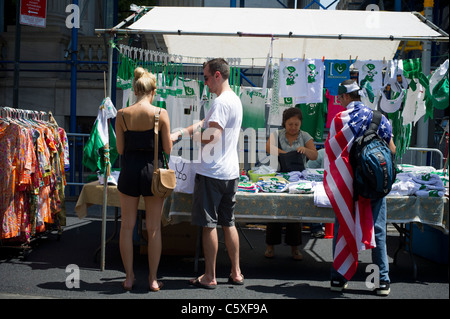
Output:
top-left (122, 279), bottom-right (135, 291)
top-left (228, 274), bottom-right (244, 285)
top-left (189, 277), bottom-right (217, 290)
top-left (291, 249), bottom-right (303, 261)
top-left (264, 248), bottom-right (274, 258)
top-left (149, 281), bottom-right (164, 292)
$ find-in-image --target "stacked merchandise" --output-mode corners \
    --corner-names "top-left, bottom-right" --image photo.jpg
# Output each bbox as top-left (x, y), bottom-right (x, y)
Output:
top-left (0, 108), bottom-right (68, 245)
top-left (237, 164), bottom-right (447, 209)
top-left (391, 164), bottom-right (449, 197)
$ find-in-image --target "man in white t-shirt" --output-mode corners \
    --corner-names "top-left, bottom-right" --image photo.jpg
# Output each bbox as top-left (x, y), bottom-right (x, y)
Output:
top-left (171, 58), bottom-right (244, 289)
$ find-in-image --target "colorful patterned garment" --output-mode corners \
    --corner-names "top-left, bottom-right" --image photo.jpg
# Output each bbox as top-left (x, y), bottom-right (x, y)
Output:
top-left (0, 123), bottom-right (23, 239)
top-left (0, 116), bottom-right (68, 243)
top-left (324, 101), bottom-right (392, 280)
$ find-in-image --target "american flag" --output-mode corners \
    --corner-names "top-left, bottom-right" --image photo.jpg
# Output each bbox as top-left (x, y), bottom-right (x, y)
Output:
top-left (324, 101), bottom-right (392, 280)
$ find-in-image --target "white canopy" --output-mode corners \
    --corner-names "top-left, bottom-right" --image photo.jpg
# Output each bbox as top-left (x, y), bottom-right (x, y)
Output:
top-left (123, 7), bottom-right (448, 67)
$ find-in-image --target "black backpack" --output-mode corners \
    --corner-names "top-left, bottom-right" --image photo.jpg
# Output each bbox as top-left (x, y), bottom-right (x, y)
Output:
top-left (349, 110), bottom-right (396, 200)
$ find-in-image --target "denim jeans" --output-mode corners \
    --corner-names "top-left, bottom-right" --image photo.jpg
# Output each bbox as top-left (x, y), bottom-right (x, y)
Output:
top-left (330, 197), bottom-right (390, 283)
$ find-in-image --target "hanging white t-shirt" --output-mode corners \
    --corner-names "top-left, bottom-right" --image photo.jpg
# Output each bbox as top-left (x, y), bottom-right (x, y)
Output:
top-left (279, 58), bottom-right (307, 98)
top-left (353, 60), bottom-right (385, 95)
top-left (196, 90), bottom-right (243, 180)
top-left (268, 95), bottom-right (294, 126)
top-left (165, 77), bottom-right (201, 131)
top-left (429, 59), bottom-right (449, 92)
top-left (402, 80), bottom-right (426, 126)
top-left (295, 59), bottom-right (325, 104)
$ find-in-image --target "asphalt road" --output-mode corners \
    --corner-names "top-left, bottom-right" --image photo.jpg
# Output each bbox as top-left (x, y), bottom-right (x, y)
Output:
top-left (0, 201), bottom-right (448, 313)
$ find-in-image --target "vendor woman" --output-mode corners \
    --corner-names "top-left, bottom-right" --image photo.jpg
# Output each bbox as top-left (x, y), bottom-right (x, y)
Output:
top-left (265, 107), bottom-right (318, 260)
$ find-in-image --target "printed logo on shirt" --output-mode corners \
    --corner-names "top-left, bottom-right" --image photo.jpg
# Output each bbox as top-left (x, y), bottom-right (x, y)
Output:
top-left (307, 64), bottom-right (318, 83)
top-left (306, 103), bottom-right (317, 116)
top-left (362, 63), bottom-right (378, 83)
top-left (333, 63), bottom-right (348, 75)
top-left (283, 97), bottom-right (293, 105)
top-left (185, 86), bottom-right (195, 96)
top-left (283, 66), bottom-right (299, 86)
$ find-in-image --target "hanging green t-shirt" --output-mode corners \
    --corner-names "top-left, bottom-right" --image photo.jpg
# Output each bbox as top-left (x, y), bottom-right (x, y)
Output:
top-left (295, 89), bottom-right (327, 142)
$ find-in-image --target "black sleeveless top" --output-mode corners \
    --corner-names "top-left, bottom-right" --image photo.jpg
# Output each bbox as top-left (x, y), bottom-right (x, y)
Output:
top-left (117, 111), bottom-right (164, 197)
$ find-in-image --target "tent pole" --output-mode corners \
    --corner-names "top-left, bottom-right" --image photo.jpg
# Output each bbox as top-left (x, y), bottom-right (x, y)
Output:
top-left (417, 0), bottom-right (434, 164)
top-left (100, 35), bottom-right (115, 272)
top-left (94, 28), bottom-right (448, 42)
top-left (101, 143), bottom-right (110, 271)
top-left (108, 35), bottom-right (114, 97)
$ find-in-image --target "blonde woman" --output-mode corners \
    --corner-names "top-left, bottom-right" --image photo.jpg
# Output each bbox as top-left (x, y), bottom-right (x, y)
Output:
top-left (115, 67), bottom-right (172, 292)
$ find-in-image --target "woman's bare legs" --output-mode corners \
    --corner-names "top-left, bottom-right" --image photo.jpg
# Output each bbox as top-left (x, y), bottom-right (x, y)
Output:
top-left (144, 195), bottom-right (165, 291)
top-left (119, 192), bottom-right (139, 290)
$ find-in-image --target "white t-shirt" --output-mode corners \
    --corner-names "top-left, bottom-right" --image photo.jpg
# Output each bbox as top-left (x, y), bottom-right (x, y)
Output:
top-left (196, 90), bottom-right (243, 180)
top-left (353, 60), bottom-right (384, 95)
top-left (279, 58), bottom-right (308, 98)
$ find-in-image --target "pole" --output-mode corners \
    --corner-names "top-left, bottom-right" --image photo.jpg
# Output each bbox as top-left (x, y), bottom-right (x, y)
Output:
top-left (417, 0), bottom-right (433, 164)
top-left (102, 55), bottom-right (111, 271)
top-left (101, 32), bottom-right (115, 271)
top-left (107, 37), bottom-right (113, 98)
top-left (13, 0), bottom-right (21, 108)
top-left (101, 142), bottom-right (110, 271)
top-left (100, 0), bottom-right (120, 269)
top-left (70, 0), bottom-right (79, 134)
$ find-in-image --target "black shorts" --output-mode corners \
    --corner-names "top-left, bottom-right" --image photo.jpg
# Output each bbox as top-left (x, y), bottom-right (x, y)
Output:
top-left (191, 174), bottom-right (238, 228)
top-left (117, 151), bottom-right (163, 197)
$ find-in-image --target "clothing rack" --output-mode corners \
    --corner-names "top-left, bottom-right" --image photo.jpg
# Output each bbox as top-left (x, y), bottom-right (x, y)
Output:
top-left (0, 106), bottom-right (69, 258)
top-left (116, 44), bottom-right (242, 87)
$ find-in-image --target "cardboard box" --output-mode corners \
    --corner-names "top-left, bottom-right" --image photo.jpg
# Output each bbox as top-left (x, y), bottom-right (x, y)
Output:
top-left (409, 223), bottom-right (449, 264)
top-left (140, 221), bottom-right (198, 256)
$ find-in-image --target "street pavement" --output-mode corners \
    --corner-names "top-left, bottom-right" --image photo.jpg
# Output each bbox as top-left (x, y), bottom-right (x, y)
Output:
top-left (0, 200), bottom-right (448, 311)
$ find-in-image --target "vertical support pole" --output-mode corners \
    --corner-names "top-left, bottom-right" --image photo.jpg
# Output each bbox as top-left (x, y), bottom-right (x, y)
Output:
top-left (70, 0), bottom-right (79, 134)
top-left (0, 0), bottom-right (5, 34)
top-left (107, 36), bottom-right (114, 98)
top-left (111, 0), bottom-right (119, 107)
top-left (417, 0), bottom-right (433, 164)
top-left (101, 143), bottom-right (110, 271)
top-left (100, 34), bottom-right (115, 271)
top-left (68, 0), bottom-right (79, 196)
top-left (13, 0), bottom-right (21, 109)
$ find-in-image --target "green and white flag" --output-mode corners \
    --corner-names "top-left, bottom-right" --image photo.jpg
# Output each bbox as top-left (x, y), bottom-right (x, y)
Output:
top-left (83, 97), bottom-right (119, 173)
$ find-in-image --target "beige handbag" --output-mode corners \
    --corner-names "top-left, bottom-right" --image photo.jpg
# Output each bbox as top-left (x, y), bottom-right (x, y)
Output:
top-left (151, 109), bottom-right (176, 198)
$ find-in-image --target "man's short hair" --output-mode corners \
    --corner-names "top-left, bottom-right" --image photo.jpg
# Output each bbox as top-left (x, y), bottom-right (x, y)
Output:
top-left (204, 58), bottom-right (230, 80)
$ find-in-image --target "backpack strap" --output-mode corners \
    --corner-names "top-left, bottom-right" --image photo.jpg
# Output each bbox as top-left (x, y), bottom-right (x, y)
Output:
top-left (153, 108), bottom-right (162, 172)
top-left (368, 110), bottom-right (382, 133)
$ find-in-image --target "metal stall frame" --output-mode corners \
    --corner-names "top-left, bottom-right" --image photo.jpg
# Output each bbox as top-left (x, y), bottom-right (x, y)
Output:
top-left (92, 6), bottom-right (449, 271)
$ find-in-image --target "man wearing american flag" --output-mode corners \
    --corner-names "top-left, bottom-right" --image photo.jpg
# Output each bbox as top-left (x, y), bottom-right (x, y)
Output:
top-left (324, 80), bottom-right (396, 296)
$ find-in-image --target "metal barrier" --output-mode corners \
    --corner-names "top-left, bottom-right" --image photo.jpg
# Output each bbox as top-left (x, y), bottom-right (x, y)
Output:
top-left (397, 147), bottom-right (445, 169)
top-left (66, 133), bottom-right (90, 196)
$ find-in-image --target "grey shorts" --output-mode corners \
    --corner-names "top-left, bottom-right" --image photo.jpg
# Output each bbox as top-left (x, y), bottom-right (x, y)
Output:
top-left (191, 174), bottom-right (238, 228)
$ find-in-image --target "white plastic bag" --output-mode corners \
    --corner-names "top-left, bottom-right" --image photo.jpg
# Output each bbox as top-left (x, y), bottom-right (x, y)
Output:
top-left (168, 155), bottom-right (196, 194)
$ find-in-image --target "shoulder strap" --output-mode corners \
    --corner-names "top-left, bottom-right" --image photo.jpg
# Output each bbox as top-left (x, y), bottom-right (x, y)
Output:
top-left (121, 110), bottom-right (128, 131)
top-left (368, 110), bottom-right (382, 132)
top-left (153, 108), bottom-right (162, 172)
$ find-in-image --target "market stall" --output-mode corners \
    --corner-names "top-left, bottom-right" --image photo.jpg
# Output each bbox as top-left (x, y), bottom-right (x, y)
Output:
top-left (99, 7), bottom-right (448, 65)
top-left (89, 6), bottom-right (449, 272)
